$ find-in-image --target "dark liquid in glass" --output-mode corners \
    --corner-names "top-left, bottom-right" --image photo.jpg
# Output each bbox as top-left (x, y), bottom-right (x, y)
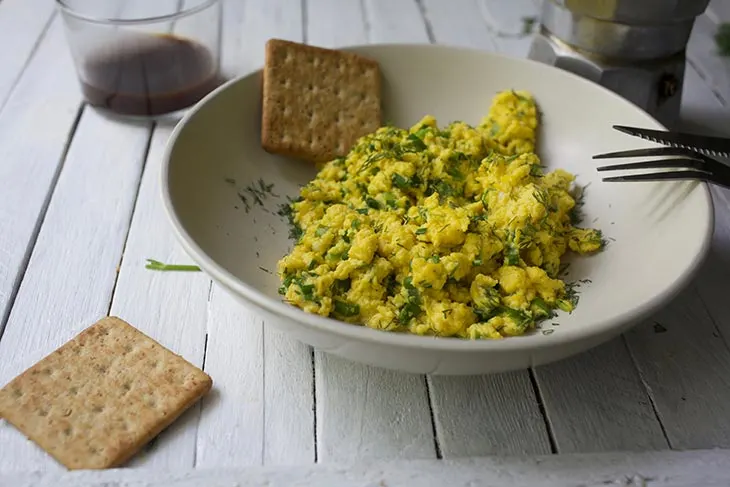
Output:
top-left (80, 34), bottom-right (220, 117)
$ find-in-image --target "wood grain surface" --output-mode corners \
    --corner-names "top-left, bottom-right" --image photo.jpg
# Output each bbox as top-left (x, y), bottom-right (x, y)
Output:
top-left (1, 0), bottom-right (730, 481)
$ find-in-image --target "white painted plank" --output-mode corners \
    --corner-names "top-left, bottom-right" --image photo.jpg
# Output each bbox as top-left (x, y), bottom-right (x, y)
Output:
top-left (316, 355), bottom-right (436, 462)
top-left (0, 18), bottom-right (82, 335)
top-left (625, 286), bottom-right (730, 449)
top-left (261, 324), bottom-right (316, 465)
top-left (197, 286), bottom-right (315, 467)
top-left (418, 1), bottom-right (553, 458)
top-left (428, 372), bottom-right (552, 456)
top-left (534, 338), bottom-right (668, 453)
top-left (363, 0), bottom-right (430, 43)
top-left (419, 0), bottom-right (498, 50)
top-left (219, 0), bottom-right (304, 79)
top-left (193, 0), bottom-right (315, 468)
top-left (678, 64), bottom-right (730, 139)
top-left (0, 106), bottom-right (149, 471)
top-left (0, 0), bottom-right (56, 110)
top-left (195, 286), bottom-right (264, 467)
top-left (307, 0), bottom-right (368, 47)
top-left (105, 123), bottom-right (208, 471)
top-left (5, 449), bottom-right (730, 487)
top-left (708, 0), bottom-right (730, 23)
top-left (477, 0), bottom-right (541, 58)
top-left (305, 0), bottom-right (435, 463)
top-left (687, 14), bottom-right (730, 106)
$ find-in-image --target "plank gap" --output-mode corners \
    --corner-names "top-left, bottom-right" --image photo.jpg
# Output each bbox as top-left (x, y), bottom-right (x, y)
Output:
top-left (0, 102), bottom-right (85, 342)
top-left (358, 0), bottom-right (372, 42)
top-left (528, 367), bottom-right (558, 454)
top-left (193, 331), bottom-right (210, 468)
top-left (622, 335), bottom-right (675, 449)
top-left (687, 57), bottom-right (728, 107)
top-left (301, 0), bottom-right (309, 44)
top-left (424, 376), bottom-right (443, 459)
top-left (311, 346), bottom-right (318, 462)
top-left (415, 0), bottom-right (436, 44)
top-left (106, 123), bottom-right (156, 316)
top-left (693, 287), bottom-right (730, 354)
top-left (261, 320), bottom-right (266, 465)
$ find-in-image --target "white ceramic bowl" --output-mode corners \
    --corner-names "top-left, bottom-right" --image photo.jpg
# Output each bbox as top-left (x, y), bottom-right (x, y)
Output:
top-left (161, 44), bottom-right (713, 375)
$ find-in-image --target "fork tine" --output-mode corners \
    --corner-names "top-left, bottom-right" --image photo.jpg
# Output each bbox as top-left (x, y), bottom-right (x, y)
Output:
top-left (596, 158), bottom-right (707, 172)
top-left (592, 146), bottom-right (702, 160)
top-left (602, 170), bottom-right (712, 184)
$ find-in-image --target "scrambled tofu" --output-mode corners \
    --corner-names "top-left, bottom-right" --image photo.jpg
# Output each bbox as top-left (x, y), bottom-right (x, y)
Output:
top-left (277, 90), bottom-right (603, 339)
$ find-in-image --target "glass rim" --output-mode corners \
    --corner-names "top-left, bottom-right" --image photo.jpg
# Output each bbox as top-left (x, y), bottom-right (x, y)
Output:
top-left (55, 0), bottom-right (220, 25)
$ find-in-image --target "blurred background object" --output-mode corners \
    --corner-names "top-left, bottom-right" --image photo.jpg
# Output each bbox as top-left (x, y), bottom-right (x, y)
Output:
top-left (528, 0), bottom-right (712, 128)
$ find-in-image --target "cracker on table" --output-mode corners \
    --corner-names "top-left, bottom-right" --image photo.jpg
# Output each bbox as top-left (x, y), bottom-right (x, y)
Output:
top-left (0, 316), bottom-right (212, 470)
top-left (261, 38), bottom-right (382, 163)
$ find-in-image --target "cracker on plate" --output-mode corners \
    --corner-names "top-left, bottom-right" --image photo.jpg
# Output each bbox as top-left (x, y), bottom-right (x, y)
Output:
top-left (0, 316), bottom-right (212, 470)
top-left (262, 38), bottom-right (382, 163)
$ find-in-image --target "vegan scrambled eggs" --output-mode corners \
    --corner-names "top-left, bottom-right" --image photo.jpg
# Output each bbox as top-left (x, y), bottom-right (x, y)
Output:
top-left (277, 90), bottom-right (603, 339)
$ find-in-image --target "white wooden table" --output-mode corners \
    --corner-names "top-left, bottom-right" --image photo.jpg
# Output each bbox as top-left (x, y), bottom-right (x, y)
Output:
top-left (2, 0), bottom-right (730, 485)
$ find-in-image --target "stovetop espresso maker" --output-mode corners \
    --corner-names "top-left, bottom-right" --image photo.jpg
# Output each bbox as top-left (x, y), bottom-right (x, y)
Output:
top-left (528, 0), bottom-right (712, 129)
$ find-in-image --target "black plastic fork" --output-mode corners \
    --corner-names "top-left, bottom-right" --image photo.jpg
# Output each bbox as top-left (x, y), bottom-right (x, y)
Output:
top-left (594, 146), bottom-right (730, 189)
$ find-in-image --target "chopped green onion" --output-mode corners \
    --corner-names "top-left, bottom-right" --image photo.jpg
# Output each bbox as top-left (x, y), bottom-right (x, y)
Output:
top-left (145, 259), bottom-right (201, 272)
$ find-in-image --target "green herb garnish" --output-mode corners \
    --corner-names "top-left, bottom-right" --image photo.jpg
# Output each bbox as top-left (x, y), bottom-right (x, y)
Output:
top-left (366, 197), bottom-right (381, 210)
top-left (145, 259), bottom-right (201, 272)
top-left (407, 133), bottom-right (427, 152)
top-left (398, 277), bottom-right (423, 325)
top-left (333, 299), bottom-right (360, 317)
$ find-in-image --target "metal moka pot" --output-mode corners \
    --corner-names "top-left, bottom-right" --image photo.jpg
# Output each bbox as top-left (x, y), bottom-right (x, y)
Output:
top-left (528, 0), bottom-right (711, 128)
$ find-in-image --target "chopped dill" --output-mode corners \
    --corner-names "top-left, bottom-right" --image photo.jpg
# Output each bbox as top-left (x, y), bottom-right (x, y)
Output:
top-left (145, 259), bottom-right (201, 272)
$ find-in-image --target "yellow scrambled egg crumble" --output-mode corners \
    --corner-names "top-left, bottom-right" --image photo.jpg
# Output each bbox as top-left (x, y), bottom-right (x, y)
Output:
top-left (277, 90), bottom-right (603, 339)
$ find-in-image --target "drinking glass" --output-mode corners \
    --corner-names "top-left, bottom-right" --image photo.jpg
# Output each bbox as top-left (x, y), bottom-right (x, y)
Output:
top-left (56, 0), bottom-right (222, 119)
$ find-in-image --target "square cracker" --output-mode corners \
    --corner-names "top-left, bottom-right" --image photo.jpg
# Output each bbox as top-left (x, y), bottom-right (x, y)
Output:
top-left (0, 316), bottom-right (212, 470)
top-left (262, 38), bottom-right (382, 163)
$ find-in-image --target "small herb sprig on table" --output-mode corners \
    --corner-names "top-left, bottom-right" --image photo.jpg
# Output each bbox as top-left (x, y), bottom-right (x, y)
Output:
top-left (145, 259), bottom-right (201, 272)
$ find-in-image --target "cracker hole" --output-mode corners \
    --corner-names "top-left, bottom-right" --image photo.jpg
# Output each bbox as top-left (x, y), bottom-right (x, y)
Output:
top-left (89, 446), bottom-right (100, 455)
top-left (63, 426), bottom-right (73, 437)
top-left (146, 396), bottom-right (158, 408)
top-left (69, 387), bottom-right (79, 396)
top-left (38, 409), bottom-right (49, 417)
top-left (62, 408), bottom-right (73, 417)
top-left (12, 388), bottom-right (22, 398)
top-left (123, 345), bottom-right (133, 355)
top-left (92, 405), bottom-right (104, 414)
top-left (95, 364), bottom-right (108, 374)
